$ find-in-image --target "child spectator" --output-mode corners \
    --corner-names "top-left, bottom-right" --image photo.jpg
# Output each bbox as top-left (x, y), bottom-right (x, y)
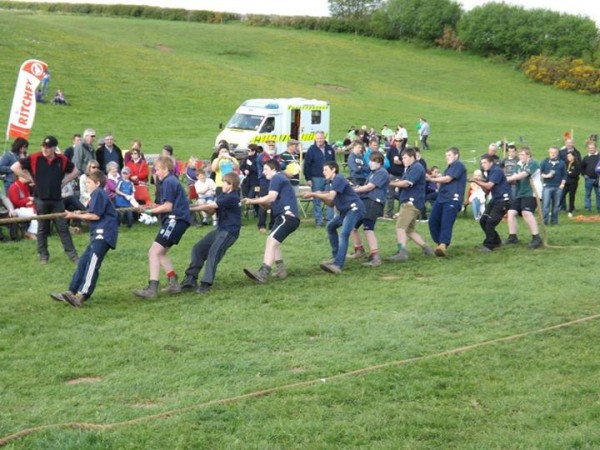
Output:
top-left (347, 141), bottom-right (367, 186)
top-left (194, 171), bottom-right (217, 226)
top-left (166, 172), bottom-right (242, 295)
top-left (51, 89), bottom-right (68, 105)
top-left (7, 171), bottom-right (37, 240)
top-left (211, 146), bottom-right (239, 195)
top-left (133, 156), bottom-right (191, 298)
top-left (50, 170), bottom-right (119, 307)
top-left (185, 156), bottom-right (199, 201)
top-left (104, 161), bottom-right (120, 203)
top-left (468, 169), bottom-right (486, 221)
top-left (115, 167), bottom-right (136, 228)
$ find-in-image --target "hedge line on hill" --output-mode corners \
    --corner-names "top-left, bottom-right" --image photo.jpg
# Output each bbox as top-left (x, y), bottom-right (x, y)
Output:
top-left (2, 1), bottom-right (599, 94)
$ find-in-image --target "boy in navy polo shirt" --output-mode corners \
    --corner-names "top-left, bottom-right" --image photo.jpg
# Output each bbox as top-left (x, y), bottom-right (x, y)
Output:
top-left (350, 152), bottom-right (390, 266)
top-left (472, 155), bottom-right (512, 251)
top-left (167, 172), bottom-right (242, 295)
top-left (133, 156), bottom-right (191, 298)
top-left (243, 159), bottom-right (300, 283)
top-left (50, 170), bottom-right (119, 307)
top-left (388, 147), bottom-right (435, 261)
top-left (427, 147), bottom-right (467, 257)
top-left (303, 161), bottom-right (366, 274)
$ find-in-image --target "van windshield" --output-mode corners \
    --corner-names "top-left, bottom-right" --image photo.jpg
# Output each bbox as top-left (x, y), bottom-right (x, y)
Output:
top-left (226, 113), bottom-right (265, 131)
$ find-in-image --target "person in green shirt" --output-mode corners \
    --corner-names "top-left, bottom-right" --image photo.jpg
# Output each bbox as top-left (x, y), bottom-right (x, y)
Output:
top-left (504, 146), bottom-right (543, 249)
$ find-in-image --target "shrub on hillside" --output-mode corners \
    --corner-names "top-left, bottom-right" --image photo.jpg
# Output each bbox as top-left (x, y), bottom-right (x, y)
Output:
top-left (523, 55), bottom-right (600, 94)
top-left (459, 3), bottom-right (598, 60)
top-left (382, 0), bottom-right (462, 43)
top-left (435, 26), bottom-right (464, 51)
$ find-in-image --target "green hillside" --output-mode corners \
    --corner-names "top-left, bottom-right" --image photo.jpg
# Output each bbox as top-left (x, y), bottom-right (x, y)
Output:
top-left (1, 10), bottom-right (599, 157)
top-left (1, 10), bottom-right (599, 450)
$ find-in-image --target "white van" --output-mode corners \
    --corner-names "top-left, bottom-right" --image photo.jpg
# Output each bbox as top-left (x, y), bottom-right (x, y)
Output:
top-left (216, 98), bottom-right (330, 156)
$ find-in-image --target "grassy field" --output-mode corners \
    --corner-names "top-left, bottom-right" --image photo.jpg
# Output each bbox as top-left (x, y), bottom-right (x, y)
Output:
top-left (1, 9), bottom-right (600, 449)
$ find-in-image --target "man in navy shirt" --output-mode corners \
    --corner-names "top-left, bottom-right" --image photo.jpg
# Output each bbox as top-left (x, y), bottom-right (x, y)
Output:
top-left (303, 131), bottom-right (335, 227)
top-left (133, 156), bottom-right (191, 298)
top-left (427, 147), bottom-right (467, 257)
top-left (166, 172), bottom-right (242, 295)
top-left (243, 159), bottom-right (300, 283)
top-left (388, 147), bottom-right (435, 261)
top-left (50, 170), bottom-right (119, 307)
top-left (303, 161), bottom-right (366, 274)
top-left (472, 155), bottom-right (512, 252)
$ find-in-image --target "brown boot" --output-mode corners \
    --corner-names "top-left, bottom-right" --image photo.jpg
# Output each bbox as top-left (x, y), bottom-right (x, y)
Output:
top-left (63, 291), bottom-right (85, 307)
top-left (243, 265), bottom-right (271, 283)
top-left (347, 248), bottom-right (366, 259)
top-left (133, 280), bottom-right (160, 299)
top-left (272, 261), bottom-right (287, 279)
top-left (162, 276), bottom-right (181, 294)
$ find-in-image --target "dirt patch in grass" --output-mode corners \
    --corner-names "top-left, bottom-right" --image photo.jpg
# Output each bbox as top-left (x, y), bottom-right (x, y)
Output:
top-left (66, 376), bottom-right (103, 384)
top-left (316, 83), bottom-right (350, 92)
top-left (156, 44), bottom-right (173, 52)
top-left (380, 275), bottom-right (400, 281)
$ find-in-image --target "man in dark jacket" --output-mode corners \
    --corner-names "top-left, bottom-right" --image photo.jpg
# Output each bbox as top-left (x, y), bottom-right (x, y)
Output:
top-left (96, 134), bottom-right (123, 173)
top-left (580, 141), bottom-right (600, 212)
top-left (302, 131), bottom-right (335, 226)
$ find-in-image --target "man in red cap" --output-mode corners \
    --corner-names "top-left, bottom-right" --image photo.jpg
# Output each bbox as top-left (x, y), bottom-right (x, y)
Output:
top-left (11, 136), bottom-right (80, 264)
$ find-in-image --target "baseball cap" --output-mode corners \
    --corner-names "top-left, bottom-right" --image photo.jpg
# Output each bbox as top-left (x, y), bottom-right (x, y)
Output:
top-left (287, 139), bottom-right (300, 146)
top-left (121, 167), bottom-right (131, 175)
top-left (42, 136), bottom-right (58, 148)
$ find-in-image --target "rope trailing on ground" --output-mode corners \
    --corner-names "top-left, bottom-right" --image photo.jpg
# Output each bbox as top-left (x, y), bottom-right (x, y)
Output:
top-left (1, 312), bottom-right (598, 447)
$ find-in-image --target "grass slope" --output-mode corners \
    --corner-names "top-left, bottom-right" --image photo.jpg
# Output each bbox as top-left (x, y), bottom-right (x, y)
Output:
top-left (0, 9), bottom-right (599, 449)
top-left (1, 10), bottom-right (600, 158)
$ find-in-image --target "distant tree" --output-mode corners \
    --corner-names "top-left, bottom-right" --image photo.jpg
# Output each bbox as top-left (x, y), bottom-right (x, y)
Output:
top-left (328, 0), bottom-right (383, 20)
top-left (458, 3), bottom-right (599, 60)
top-left (381, 0), bottom-right (462, 43)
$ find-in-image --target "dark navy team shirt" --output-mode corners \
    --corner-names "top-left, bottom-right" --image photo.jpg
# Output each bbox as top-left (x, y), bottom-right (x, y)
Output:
top-left (269, 172), bottom-right (299, 217)
top-left (361, 167), bottom-right (390, 204)
top-left (331, 174), bottom-right (366, 216)
top-left (486, 164), bottom-right (511, 203)
top-left (159, 173), bottom-right (191, 224)
top-left (437, 160), bottom-right (467, 203)
top-left (399, 162), bottom-right (426, 209)
top-left (88, 187), bottom-right (119, 249)
top-left (216, 191), bottom-right (242, 238)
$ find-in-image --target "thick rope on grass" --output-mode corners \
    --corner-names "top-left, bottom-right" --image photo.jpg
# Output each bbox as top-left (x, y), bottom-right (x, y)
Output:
top-left (1, 312), bottom-right (599, 447)
top-left (0, 207), bottom-right (141, 225)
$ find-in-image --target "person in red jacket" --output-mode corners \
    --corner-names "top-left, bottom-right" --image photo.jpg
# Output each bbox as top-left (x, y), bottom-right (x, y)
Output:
top-left (126, 146), bottom-right (151, 205)
top-left (8, 172), bottom-right (38, 240)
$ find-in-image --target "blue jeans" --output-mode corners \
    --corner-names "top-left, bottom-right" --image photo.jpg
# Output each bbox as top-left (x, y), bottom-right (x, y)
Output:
top-left (428, 200), bottom-right (461, 246)
top-left (311, 177), bottom-right (334, 225)
top-left (69, 239), bottom-right (111, 299)
top-left (584, 177), bottom-right (600, 211)
top-left (327, 209), bottom-right (363, 268)
top-left (542, 185), bottom-right (562, 225)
